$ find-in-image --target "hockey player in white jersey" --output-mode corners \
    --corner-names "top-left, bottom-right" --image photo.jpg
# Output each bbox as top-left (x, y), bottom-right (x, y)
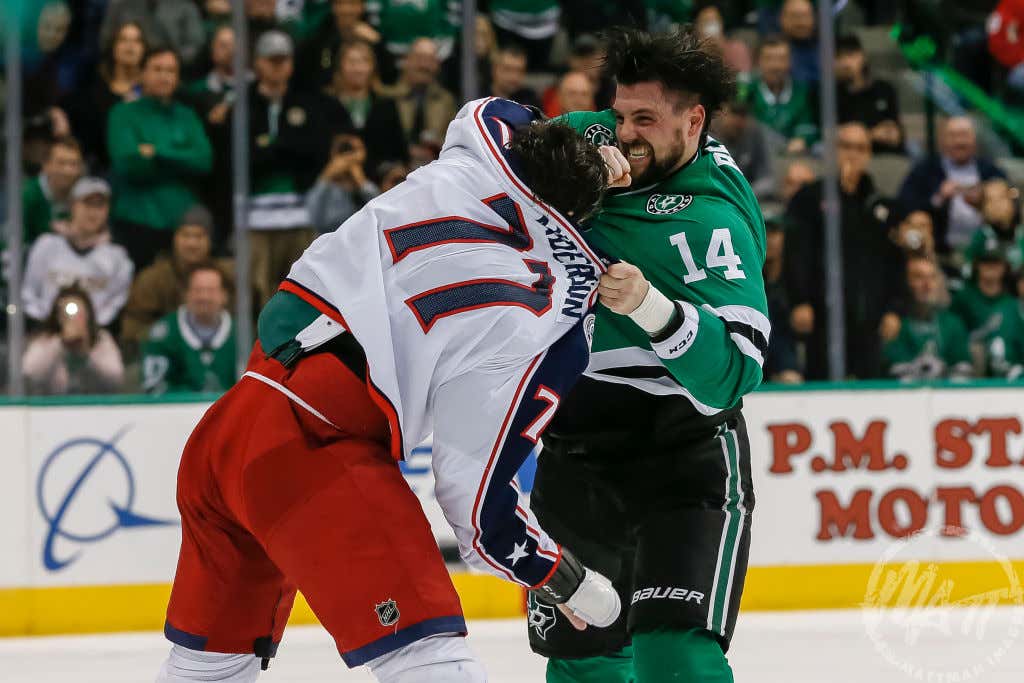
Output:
top-left (158, 97), bottom-right (631, 682)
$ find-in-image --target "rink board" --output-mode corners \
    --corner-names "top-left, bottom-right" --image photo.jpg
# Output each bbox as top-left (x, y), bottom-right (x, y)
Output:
top-left (1, 383), bottom-right (1022, 636)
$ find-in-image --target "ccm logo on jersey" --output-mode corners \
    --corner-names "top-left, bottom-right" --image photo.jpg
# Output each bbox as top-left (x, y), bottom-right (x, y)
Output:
top-left (646, 194), bottom-right (693, 215)
top-left (631, 586), bottom-right (705, 605)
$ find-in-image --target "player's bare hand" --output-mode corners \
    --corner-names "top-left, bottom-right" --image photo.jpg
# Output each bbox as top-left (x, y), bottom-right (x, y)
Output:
top-left (557, 604), bottom-right (587, 630)
top-left (599, 261), bottom-right (649, 314)
top-left (599, 145), bottom-right (632, 189)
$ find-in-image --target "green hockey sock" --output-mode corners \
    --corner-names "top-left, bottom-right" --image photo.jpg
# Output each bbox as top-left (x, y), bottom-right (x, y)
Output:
top-left (632, 628), bottom-right (734, 683)
top-left (545, 646), bottom-right (636, 683)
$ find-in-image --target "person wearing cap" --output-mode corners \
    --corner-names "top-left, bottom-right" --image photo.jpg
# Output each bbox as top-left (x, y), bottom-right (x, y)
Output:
top-left (835, 34), bottom-right (904, 155)
top-left (22, 177), bottom-right (135, 328)
top-left (107, 46), bottom-right (213, 270)
top-left (120, 205), bottom-right (234, 358)
top-left (246, 29), bottom-right (353, 307)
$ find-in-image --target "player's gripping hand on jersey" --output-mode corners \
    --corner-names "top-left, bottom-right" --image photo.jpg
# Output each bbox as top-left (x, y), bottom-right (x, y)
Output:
top-left (599, 262), bottom-right (680, 335)
top-left (531, 547), bottom-right (621, 631)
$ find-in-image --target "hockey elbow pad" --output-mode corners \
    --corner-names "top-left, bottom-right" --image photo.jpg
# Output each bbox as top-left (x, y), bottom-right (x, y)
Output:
top-left (530, 547), bottom-right (621, 628)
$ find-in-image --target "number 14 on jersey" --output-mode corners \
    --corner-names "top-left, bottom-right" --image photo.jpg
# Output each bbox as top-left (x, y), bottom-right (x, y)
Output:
top-left (670, 228), bottom-right (745, 284)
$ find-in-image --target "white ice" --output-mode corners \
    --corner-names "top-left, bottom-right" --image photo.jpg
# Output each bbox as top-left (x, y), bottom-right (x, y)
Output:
top-left (2, 608), bottom-right (1023, 682)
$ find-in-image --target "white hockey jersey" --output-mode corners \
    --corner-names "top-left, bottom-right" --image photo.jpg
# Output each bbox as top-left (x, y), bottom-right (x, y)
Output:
top-left (274, 97), bottom-right (605, 587)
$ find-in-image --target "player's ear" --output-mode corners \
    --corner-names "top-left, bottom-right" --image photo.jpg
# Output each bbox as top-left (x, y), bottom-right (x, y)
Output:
top-left (688, 104), bottom-right (706, 139)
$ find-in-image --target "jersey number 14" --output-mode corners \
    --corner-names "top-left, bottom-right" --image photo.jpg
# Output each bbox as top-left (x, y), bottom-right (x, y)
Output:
top-left (385, 194), bottom-right (555, 332)
top-left (669, 228), bottom-right (745, 284)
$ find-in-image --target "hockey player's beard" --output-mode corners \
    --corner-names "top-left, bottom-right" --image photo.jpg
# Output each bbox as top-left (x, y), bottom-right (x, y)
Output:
top-left (620, 138), bottom-right (689, 188)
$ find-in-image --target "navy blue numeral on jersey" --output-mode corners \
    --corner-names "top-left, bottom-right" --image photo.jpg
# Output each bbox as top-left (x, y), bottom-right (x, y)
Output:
top-left (385, 194), bottom-right (533, 261)
top-left (385, 196), bottom-right (554, 333)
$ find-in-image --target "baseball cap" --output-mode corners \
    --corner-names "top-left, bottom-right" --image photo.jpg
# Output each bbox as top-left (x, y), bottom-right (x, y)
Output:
top-left (71, 177), bottom-right (111, 202)
top-left (255, 30), bottom-right (293, 59)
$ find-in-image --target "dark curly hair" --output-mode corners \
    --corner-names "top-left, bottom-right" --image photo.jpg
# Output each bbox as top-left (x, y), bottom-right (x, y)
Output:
top-left (602, 26), bottom-right (737, 143)
top-left (509, 121), bottom-right (607, 223)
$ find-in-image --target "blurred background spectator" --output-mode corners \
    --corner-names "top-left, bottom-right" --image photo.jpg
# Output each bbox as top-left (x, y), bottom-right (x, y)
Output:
top-left (99, 0), bottom-right (205, 72)
top-left (898, 117), bottom-right (1007, 256)
top-left (784, 122), bottom-right (903, 379)
top-left (22, 178), bottom-right (134, 329)
top-left (107, 47), bottom-right (213, 269)
top-left (950, 250), bottom-right (1016, 370)
top-left (834, 33), bottom-right (904, 155)
top-left (366, 0), bottom-right (460, 77)
top-left (962, 179), bottom-right (1024, 276)
top-left (711, 99), bottom-right (780, 199)
top-left (488, 44), bottom-right (542, 109)
top-left (22, 135), bottom-right (83, 245)
top-left (246, 30), bottom-right (351, 307)
top-left (323, 39), bottom-right (408, 173)
top-left (883, 255), bottom-right (972, 381)
top-left (989, 269), bottom-right (1024, 379)
top-left (742, 36), bottom-right (819, 155)
top-left (762, 217), bottom-right (803, 383)
top-left (23, 283), bottom-right (125, 395)
top-left (120, 206), bottom-right (232, 360)
top-left (489, 0), bottom-right (561, 70)
top-left (779, 0), bottom-right (818, 83)
top-left (306, 134), bottom-right (380, 233)
top-left (141, 263), bottom-right (236, 395)
top-left (545, 71), bottom-right (594, 118)
top-left (380, 37), bottom-right (457, 152)
top-left (294, 0), bottom-right (381, 92)
top-left (62, 20), bottom-right (146, 174)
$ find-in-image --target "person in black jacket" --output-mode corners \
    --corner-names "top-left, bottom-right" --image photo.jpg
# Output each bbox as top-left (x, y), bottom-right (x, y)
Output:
top-left (323, 39), bottom-right (408, 177)
top-left (784, 122), bottom-right (904, 379)
top-left (245, 30), bottom-right (354, 306)
top-left (897, 116), bottom-right (1007, 254)
top-left (835, 33), bottom-right (904, 155)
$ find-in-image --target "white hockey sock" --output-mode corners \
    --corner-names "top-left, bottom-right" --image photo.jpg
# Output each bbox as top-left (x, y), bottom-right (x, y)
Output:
top-left (156, 645), bottom-right (261, 682)
top-left (366, 634), bottom-right (486, 683)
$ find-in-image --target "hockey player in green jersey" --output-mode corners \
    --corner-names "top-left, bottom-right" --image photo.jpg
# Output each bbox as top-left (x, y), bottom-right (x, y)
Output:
top-left (526, 28), bottom-right (766, 682)
top-left (142, 264), bottom-right (237, 394)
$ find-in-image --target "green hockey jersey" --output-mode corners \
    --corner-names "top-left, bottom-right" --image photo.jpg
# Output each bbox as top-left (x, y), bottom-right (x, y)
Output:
top-left (950, 282), bottom-right (1016, 342)
top-left (555, 109), bottom-right (769, 430)
top-left (142, 307), bottom-right (237, 394)
top-left (883, 310), bottom-right (972, 380)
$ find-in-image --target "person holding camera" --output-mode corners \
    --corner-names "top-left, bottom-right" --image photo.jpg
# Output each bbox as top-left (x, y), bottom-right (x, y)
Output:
top-left (23, 283), bottom-right (125, 395)
top-left (305, 134), bottom-right (380, 233)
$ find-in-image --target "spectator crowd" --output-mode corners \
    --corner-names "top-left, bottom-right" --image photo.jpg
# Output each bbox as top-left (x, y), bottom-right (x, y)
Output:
top-left (6, 0), bottom-right (1024, 394)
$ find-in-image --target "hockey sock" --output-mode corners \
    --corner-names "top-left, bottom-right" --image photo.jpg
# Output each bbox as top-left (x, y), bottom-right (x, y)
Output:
top-left (366, 634), bottom-right (485, 683)
top-left (156, 645), bottom-right (261, 682)
top-left (632, 628), bottom-right (734, 683)
top-left (545, 646), bottom-right (636, 683)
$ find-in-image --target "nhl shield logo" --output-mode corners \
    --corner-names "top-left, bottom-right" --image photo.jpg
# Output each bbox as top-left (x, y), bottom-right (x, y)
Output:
top-left (584, 123), bottom-right (614, 147)
top-left (375, 599), bottom-right (400, 627)
top-left (646, 194), bottom-right (692, 215)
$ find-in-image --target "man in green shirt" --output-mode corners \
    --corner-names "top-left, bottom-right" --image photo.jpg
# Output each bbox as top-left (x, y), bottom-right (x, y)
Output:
top-left (528, 28), bottom-right (766, 683)
top-left (142, 263), bottom-right (236, 394)
top-left (108, 46), bottom-right (213, 269)
top-left (740, 35), bottom-right (818, 154)
top-left (884, 255), bottom-right (973, 381)
top-left (22, 136), bottom-right (83, 244)
top-left (950, 250), bottom-right (1017, 349)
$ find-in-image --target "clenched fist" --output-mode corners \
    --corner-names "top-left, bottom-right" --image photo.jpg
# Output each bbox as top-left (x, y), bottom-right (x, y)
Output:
top-left (598, 145), bottom-right (632, 189)
top-left (599, 262), bottom-right (650, 314)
